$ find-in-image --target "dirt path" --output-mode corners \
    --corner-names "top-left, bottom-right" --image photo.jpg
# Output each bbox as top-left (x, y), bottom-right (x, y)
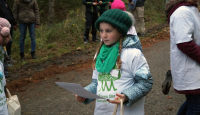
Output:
top-left (4, 23), bottom-right (183, 115)
top-left (7, 38), bottom-right (185, 115)
top-left (6, 23), bottom-right (170, 92)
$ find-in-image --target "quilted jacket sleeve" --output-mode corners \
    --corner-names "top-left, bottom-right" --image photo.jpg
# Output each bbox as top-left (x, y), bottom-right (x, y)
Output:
top-left (122, 49), bottom-right (153, 107)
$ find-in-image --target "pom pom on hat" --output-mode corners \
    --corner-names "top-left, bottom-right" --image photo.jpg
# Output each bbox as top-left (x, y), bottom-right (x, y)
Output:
top-left (1, 27), bottom-right (10, 36)
top-left (111, 0), bottom-right (126, 11)
top-left (95, 9), bottom-right (132, 37)
top-left (0, 18), bottom-right (11, 36)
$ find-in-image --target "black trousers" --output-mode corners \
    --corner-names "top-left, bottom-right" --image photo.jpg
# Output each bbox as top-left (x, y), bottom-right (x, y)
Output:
top-left (84, 13), bottom-right (98, 41)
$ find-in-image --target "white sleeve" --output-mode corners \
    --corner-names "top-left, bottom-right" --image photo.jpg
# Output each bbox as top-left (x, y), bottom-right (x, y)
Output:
top-left (171, 10), bottom-right (194, 44)
top-left (130, 49), bottom-right (150, 76)
top-left (123, 49), bottom-right (149, 76)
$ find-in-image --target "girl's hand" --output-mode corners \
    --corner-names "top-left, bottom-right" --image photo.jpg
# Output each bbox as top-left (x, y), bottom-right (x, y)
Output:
top-left (107, 93), bottom-right (128, 104)
top-left (75, 95), bottom-right (86, 103)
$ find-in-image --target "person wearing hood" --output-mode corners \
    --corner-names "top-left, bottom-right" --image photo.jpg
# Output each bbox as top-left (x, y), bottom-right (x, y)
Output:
top-left (13, 0), bottom-right (40, 60)
top-left (75, 9), bottom-right (153, 115)
top-left (165, 0), bottom-right (200, 114)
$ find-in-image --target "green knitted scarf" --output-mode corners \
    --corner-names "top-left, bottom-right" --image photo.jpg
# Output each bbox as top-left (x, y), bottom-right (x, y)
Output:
top-left (96, 42), bottom-right (119, 73)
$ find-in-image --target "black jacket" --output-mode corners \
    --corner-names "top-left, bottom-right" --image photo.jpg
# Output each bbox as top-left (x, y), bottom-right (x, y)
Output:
top-left (83, 0), bottom-right (98, 14)
top-left (136, 0), bottom-right (146, 7)
top-left (0, 0), bottom-right (17, 25)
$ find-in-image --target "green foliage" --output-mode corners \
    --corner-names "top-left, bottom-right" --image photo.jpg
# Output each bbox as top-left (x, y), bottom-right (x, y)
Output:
top-left (144, 0), bottom-right (166, 23)
top-left (7, 0), bottom-right (82, 23)
top-left (11, 7), bottom-right (85, 66)
top-left (10, 0), bottom-right (167, 67)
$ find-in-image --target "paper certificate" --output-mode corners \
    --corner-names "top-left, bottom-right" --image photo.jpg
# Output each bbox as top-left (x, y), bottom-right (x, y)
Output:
top-left (55, 82), bottom-right (105, 99)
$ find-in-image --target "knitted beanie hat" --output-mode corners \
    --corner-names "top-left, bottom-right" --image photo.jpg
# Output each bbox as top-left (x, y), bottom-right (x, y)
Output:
top-left (0, 18), bottom-right (11, 45)
top-left (95, 9), bottom-right (132, 37)
top-left (111, 0), bottom-right (126, 11)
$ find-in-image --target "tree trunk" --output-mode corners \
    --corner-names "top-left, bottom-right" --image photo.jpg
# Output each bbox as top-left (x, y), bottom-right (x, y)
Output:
top-left (49, 0), bottom-right (54, 23)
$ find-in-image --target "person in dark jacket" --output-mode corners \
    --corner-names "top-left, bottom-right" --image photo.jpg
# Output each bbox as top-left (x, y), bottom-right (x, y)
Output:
top-left (83, 0), bottom-right (99, 44)
top-left (13, 0), bottom-right (40, 60)
top-left (0, 0), bottom-right (17, 63)
top-left (129, 0), bottom-right (146, 37)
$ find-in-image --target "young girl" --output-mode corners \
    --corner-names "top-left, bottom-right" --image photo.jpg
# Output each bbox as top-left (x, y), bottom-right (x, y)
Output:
top-left (165, 0), bottom-right (200, 114)
top-left (76, 9), bottom-right (153, 115)
top-left (0, 17), bottom-right (11, 115)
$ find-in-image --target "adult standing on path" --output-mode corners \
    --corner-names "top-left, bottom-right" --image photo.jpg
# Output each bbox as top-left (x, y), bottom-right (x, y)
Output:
top-left (13, 0), bottom-right (40, 60)
top-left (129, 0), bottom-right (146, 37)
top-left (166, 0), bottom-right (200, 114)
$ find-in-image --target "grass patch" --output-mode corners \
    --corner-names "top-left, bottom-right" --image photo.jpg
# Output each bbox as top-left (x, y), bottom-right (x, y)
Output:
top-left (11, 7), bottom-right (92, 68)
top-left (10, 0), bottom-right (167, 68)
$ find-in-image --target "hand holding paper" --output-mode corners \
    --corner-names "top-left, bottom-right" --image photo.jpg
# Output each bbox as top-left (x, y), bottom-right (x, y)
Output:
top-left (75, 95), bottom-right (86, 103)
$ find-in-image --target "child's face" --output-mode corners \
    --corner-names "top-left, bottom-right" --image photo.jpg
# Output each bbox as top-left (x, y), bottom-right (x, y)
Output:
top-left (100, 22), bottom-right (122, 46)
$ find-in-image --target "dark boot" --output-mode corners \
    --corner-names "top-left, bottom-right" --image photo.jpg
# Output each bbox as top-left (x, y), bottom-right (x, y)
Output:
top-left (20, 52), bottom-right (24, 60)
top-left (31, 51), bottom-right (37, 59)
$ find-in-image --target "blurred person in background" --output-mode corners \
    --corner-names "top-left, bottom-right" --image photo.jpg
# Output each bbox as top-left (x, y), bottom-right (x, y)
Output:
top-left (13, 0), bottom-right (40, 60)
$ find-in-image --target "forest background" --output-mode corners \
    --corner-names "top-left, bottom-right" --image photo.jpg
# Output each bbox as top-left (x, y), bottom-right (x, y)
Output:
top-left (6, 0), bottom-right (167, 67)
